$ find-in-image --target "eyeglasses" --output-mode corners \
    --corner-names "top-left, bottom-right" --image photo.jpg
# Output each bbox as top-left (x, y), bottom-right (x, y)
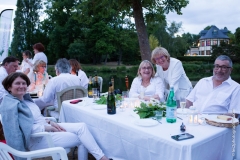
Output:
top-left (154, 55), bottom-right (165, 61)
top-left (142, 67), bottom-right (152, 70)
top-left (213, 64), bottom-right (231, 71)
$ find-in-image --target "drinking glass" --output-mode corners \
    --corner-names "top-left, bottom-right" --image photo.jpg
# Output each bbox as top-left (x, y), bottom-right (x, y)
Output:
top-left (180, 97), bottom-right (186, 113)
top-left (122, 91), bottom-right (129, 101)
top-left (154, 110), bottom-right (163, 121)
top-left (92, 88), bottom-right (98, 101)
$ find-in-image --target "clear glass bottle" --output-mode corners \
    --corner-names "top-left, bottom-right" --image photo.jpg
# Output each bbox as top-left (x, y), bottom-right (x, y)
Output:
top-left (166, 87), bottom-right (177, 123)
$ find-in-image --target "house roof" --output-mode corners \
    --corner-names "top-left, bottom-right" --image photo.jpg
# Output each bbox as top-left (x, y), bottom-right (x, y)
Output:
top-left (199, 25), bottom-right (229, 40)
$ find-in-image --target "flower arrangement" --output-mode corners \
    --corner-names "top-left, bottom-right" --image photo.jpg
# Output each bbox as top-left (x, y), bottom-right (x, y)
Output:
top-left (134, 98), bottom-right (166, 119)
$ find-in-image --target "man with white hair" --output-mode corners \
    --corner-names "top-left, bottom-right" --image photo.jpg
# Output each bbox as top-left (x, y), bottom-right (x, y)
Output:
top-left (34, 58), bottom-right (84, 114)
top-left (186, 55), bottom-right (240, 114)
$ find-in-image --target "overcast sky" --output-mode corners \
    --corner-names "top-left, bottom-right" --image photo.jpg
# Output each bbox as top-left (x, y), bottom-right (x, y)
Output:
top-left (166, 0), bottom-right (240, 35)
top-left (1, 0), bottom-right (240, 35)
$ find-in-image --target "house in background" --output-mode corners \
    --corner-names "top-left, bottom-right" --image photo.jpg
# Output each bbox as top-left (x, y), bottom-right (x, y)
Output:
top-left (188, 25), bottom-right (229, 56)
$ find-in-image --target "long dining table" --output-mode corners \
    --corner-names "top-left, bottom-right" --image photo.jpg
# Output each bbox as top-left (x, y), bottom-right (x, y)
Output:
top-left (59, 97), bottom-right (238, 160)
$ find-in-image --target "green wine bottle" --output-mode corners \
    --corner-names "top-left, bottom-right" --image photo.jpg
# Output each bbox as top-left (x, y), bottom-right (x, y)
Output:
top-left (166, 87), bottom-right (177, 123)
top-left (107, 82), bottom-right (116, 114)
top-left (88, 76), bottom-right (93, 98)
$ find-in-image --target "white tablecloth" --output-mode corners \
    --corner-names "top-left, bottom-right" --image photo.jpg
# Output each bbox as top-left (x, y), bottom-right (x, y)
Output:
top-left (59, 98), bottom-right (235, 160)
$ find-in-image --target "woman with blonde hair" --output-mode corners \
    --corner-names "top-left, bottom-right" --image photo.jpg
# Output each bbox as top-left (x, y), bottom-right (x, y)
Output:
top-left (129, 60), bottom-right (164, 101)
top-left (27, 60), bottom-right (49, 92)
top-left (69, 59), bottom-right (89, 89)
top-left (151, 47), bottom-right (192, 100)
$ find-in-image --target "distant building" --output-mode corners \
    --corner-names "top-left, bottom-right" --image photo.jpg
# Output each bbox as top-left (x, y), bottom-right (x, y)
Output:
top-left (188, 25), bottom-right (229, 56)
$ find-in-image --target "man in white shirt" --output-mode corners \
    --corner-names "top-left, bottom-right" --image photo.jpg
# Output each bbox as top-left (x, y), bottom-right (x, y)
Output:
top-left (186, 55), bottom-right (240, 114)
top-left (0, 56), bottom-right (19, 101)
top-left (34, 58), bottom-right (84, 111)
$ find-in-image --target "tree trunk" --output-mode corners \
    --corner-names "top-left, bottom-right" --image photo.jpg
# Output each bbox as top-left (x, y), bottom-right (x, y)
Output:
top-left (132, 0), bottom-right (151, 61)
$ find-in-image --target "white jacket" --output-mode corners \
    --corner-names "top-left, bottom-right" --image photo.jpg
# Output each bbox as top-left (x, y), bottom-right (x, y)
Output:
top-left (155, 57), bottom-right (192, 99)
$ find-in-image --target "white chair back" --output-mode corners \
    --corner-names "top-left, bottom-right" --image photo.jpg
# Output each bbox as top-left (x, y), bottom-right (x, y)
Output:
top-left (0, 143), bottom-right (68, 160)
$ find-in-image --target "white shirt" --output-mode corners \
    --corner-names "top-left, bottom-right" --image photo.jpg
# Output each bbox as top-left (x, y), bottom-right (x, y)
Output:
top-left (77, 70), bottom-right (89, 89)
top-left (21, 59), bottom-right (32, 73)
top-left (32, 52), bottom-right (48, 64)
top-left (186, 76), bottom-right (240, 114)
top-left (129, 76), bottom-right (164, 101)
top-left (0, 67), bottom-right (8, 101)
top-left (23, 100), bottom-right (47, 133)
top-left (156, 58), bottom-right (192, 99)
top-left (38, 73), bottom-right (83, 109)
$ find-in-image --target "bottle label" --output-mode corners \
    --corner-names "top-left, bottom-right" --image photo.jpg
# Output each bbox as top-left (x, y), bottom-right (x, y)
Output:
top-left (166, 107), bottom-right (177, 118)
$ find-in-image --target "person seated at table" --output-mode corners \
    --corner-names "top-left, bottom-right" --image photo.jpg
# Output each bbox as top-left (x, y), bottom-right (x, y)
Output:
top-left (27, 60), bottom-right (49, 92)
top-left (151, 47), bottom-right (192, 100)
top-left (33, 58), bottom-right (84, 112)
top-left (0, 72), bottom-right (111, 160)
top-left (186, 55), bottom-right (240, 114)
top-left (129, 60), bottom-right (164, 101)
top-left (20, 50), bottom-right (32, 75)
top-left (69, 59), bottom-right (89, 89)
top-left (0, 56), bottom-right (19, 103)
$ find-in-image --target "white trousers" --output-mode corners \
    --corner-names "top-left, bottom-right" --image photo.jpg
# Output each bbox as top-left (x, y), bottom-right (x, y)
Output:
top-left (29, 123), bottom-right (104, 160)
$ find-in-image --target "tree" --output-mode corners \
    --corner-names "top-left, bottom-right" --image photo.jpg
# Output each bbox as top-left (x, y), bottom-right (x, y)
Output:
top-left (235, 27), bottom-right (240, 45)
top-left (149, 34), bottom-right (159, 51)
top-left (129, 0), bottom-right (189, 60)
top-left (11, 0), bottom-right (43, 59)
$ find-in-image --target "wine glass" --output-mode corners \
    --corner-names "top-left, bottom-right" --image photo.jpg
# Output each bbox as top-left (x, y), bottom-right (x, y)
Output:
top-left (92, 88), bottom-right (98, 101)
top-left (180, 97), bottom-right (186, 113)
top-left (178, 89), bottom-right (190, 114)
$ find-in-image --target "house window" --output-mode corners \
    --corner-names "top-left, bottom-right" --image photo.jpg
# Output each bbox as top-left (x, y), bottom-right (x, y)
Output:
top-left (212, 40), bottom-right (218, 45)
top-left (206, 40), bottom-right (211, 46)
top-left (206, 50), bottom-right (211, 55)
top-left (201, 41), bottom-right (205, 46)
top-left (201, 51), bottom-right (204, 55)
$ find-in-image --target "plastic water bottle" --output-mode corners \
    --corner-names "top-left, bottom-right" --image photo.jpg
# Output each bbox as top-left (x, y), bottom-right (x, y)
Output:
top-left (166, 87), bottom-right (177, 123)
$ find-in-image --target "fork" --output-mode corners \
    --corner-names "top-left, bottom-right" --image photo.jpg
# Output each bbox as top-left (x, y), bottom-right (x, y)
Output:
top-left (152, 118), bottom-right (162, 124)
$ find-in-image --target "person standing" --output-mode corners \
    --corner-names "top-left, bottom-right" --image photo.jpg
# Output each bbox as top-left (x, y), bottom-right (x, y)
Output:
top-left (151, 47), bottom-right (192, 100)
top-left (0, 56), bottom-right (19, 102)
top-left (26, 42), bottom-right (47, 67)
top-left (69, 59), bottom-right (89, 89)
top-left (20, 50), bottom-right (32, 75)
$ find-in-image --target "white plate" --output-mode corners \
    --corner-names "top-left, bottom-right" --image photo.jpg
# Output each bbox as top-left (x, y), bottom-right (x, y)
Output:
top-left (204, 115), bottom-right (239, 124)
top-left (134, 119), bottom-right (158, 127)
top-left (177, 108), bottom-right (190, 114)
top-left (130, 110), bottom-right (140, 119)
top-left (92, 105), bottom-right (107, 110)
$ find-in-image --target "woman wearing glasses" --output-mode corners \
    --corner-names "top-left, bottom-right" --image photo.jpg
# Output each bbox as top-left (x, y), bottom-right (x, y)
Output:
top-left (151, 47), bottom-right (192, 100)
top-left (27, 60), bottom-right (49, 92)
top-left (129, 60), bottom-right (164, 101)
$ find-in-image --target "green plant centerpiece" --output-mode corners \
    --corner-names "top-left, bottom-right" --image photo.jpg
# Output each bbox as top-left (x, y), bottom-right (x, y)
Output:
top-left (134, 98), bottom-right (166, 119)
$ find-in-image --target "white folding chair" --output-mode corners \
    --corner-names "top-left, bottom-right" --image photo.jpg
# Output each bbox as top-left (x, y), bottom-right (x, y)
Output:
top-left (0, 142), bottom-right (68, 160)
top-left (47, 85), bottom-right (87, 121)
